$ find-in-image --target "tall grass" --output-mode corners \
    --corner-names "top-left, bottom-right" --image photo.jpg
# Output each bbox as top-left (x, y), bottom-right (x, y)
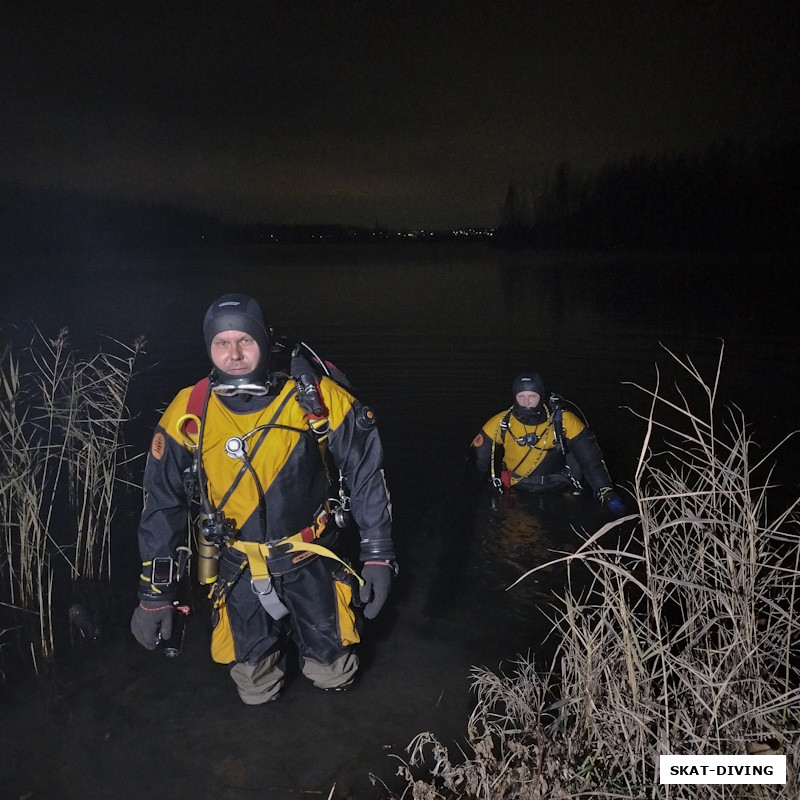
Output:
top-left (0, 328), bottom-right (144, 667)
top-left (381, 345), bottom-right (800, 799)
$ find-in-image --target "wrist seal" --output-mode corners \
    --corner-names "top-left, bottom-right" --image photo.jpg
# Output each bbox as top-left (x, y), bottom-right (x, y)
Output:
top-left (359, 539), bottom-right (395, 564)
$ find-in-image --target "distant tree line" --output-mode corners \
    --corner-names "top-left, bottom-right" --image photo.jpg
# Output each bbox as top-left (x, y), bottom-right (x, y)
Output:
top-left (496, 138), bottom-right (799, 251)
top-left (0, 184), bottom-right (475, 252)
top-left (0, 184), bottom-right (243, 251)
top-left (2, 138), bottom-right (797, 253)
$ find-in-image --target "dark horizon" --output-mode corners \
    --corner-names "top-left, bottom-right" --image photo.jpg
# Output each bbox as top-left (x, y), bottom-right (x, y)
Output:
top-left (3, 136), bottom-right (798, 254)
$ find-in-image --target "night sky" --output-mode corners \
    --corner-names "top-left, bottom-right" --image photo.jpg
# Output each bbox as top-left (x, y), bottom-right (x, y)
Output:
top-left (2, 1), bottom-right (798, 229)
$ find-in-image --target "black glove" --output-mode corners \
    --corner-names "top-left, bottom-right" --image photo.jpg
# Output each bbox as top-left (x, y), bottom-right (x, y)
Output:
top-left (131, 599), bottom-right (174, 649)
top-left (598, 487), bottom-right (627, 517)
top-left (359, 562), bottom-right (394, 619)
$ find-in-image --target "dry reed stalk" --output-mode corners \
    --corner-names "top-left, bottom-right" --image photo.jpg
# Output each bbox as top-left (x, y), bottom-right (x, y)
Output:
top-left (382, 344), bottom-right (799, 799)
top-left (0, 328), bottom-right (143, 666)
top-left (0, 342), bottom-right (55, 660)
top-left (67, 337), bottom-right (145, 579)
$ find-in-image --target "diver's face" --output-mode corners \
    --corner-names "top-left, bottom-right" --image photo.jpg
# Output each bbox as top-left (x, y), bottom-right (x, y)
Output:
top-left (210, 329), bottom-right (261, 376)
top-left (515, 390), bottom-right (541, 408)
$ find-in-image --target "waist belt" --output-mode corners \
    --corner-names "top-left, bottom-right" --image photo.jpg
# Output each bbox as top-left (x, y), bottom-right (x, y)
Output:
top-left (513, 472), bottom-right (571, 487)
top-left (229, 511), bottom-right (364, 586)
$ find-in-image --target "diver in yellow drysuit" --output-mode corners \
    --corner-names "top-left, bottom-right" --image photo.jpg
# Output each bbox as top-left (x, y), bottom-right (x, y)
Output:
top-left (131, 294), bottom-right (395, 703)
top-left (468, 371), bottom-right (626, 514)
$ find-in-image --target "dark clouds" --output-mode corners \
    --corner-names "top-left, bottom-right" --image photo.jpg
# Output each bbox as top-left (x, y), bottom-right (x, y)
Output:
top-left (2, 1), bottom-right (798, 228)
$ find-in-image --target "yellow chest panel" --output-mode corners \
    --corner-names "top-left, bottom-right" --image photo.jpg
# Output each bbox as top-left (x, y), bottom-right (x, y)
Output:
top-left (200, 386), bottom-right (307, 523)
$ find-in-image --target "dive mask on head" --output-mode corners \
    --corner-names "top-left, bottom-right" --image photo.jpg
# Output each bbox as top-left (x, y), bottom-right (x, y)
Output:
top-left (209, 375), bottom-right (271, 396)
top-left (203, 294), bottom-right (272, 395)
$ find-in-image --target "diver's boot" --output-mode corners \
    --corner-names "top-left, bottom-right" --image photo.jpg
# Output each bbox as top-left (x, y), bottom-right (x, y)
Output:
top-left (303, 651), bottom-right (359, 691)
top-left (230, 652), bottom-right (285, 705)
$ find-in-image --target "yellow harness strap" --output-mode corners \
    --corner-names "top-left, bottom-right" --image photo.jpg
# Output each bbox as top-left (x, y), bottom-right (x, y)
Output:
top-left (230, 528), bottom-right (364, 586)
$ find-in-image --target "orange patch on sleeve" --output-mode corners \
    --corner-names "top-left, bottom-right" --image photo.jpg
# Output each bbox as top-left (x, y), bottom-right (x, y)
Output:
top-left (151, 432), bottom-right (166, 460)
top-left (472, 433), bottom-right (484, 448)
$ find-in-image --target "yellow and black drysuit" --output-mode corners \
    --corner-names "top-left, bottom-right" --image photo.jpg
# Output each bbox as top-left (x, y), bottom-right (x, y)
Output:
top-left (469, 401), bottom-right (613, 493)
top-left (137, 373), bottom-right (393, 678)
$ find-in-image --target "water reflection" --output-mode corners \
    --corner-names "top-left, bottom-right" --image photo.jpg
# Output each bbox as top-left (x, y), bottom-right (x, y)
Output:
top-left (419, 483), bottom-right (614, 660)
top-left (478, 491), bottom-right (593, 594)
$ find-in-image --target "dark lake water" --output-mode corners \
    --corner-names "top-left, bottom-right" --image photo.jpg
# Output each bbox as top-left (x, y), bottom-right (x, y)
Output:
top-left (2, 242), bottom-right (799, 798)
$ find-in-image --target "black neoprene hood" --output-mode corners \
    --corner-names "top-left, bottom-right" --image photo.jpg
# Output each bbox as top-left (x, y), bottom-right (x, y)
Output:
top-left (511, 372), bottom-right (546, 398)
top-left (203, 294), bottom-right (270, 351)
top-left (203, 293), bottom-right (272, 387)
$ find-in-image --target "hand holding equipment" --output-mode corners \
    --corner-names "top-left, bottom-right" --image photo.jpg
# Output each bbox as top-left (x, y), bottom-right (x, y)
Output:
top-left (131, 599), bottom-right (174, 650)
top-left (598, 487), bottom-right (627, 517)
top-left (359, 562), bottom-right (394, 619)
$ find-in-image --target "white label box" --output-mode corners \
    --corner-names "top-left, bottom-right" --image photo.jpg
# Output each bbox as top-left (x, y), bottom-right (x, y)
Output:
top-left (660, 755), bottom-right (786, 784)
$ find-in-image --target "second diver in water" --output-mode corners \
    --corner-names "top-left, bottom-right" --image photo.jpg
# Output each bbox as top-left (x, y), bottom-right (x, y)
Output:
top-left (468, 371), bottom-right (627, 515)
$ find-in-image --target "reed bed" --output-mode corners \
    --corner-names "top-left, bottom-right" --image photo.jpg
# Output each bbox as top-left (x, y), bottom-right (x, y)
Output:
top-left (380, 345), bottom-right (800, 799)
top-left (0, 328), bottom-right (144, 666)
